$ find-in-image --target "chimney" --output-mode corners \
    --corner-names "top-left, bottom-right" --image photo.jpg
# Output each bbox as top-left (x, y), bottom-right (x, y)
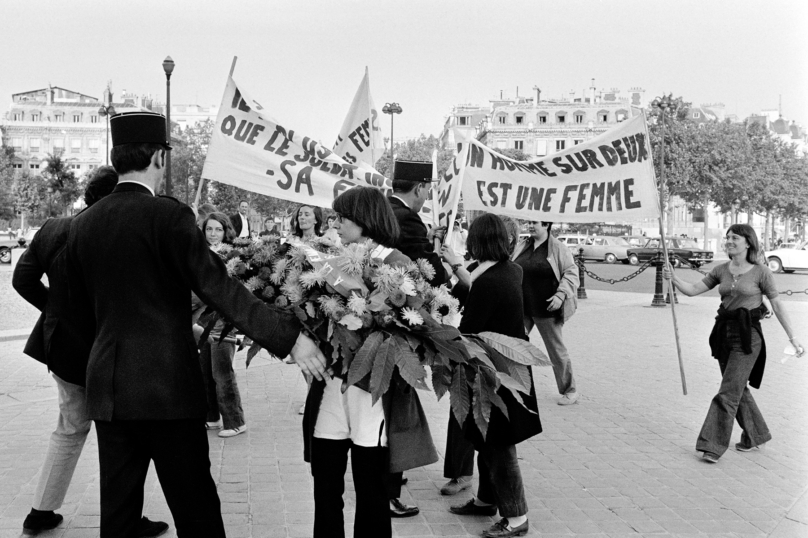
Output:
top-left (533, 86), bottom-right (541, 104)
top-left (46, 84), bottom-right (53, 106)
top-left (590, 78), bottom-right (596, 104)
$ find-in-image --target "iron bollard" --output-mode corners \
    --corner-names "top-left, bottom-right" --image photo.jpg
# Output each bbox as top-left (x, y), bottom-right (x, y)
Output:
top-left (651, 251), bottom-right (667, 307)
top-left (665, 253), bottom-right (678, 304)
top-left (577, 247), bottom-right (587, 299)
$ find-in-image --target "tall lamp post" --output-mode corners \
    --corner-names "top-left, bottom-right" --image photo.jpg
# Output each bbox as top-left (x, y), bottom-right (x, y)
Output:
top-left (382, 102), bottom-right (402, 174)
top-left (162, 56), bottom-right (175, 196)
top-left (98, 103), bottom-right (116, 166)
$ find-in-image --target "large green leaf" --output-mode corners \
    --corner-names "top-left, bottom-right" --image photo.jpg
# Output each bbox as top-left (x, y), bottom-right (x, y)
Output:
top-left (433, 338), bottom-right (468, 365)
top-left (472, 374), bottom-right (491, 440)
top-left (460, 337), bottom-right (496, 370)
top-left (370, 339), bottom-right (396, 405)
top-left (449, 366), bottom-right (470, 425)
top-left (393, 335), bottom-right (426, 389)
top-left (347, 332), bottom-right (385, 386)
top-left (431, 364), bottom-right (450, 401)
top-left (245, 342), bottom-right (263, 368)
top-left (477, 332), bottom-right (550, 367)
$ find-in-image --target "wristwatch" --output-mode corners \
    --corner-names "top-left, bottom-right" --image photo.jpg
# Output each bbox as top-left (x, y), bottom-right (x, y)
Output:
top-left (451, 263), bottom-right (463, 273)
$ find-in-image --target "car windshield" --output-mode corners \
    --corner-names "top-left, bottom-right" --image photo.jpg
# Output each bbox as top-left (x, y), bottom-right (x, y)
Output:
top-left (607, 237), bottom-right (631, 246)
top-left (678, 239), bottom-right (700, 248)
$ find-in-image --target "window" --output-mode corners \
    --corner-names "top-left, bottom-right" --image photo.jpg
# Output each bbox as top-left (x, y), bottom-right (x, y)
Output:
top-left (31, 113), bottom-right (40, 122)
top-left (13, 113), bottom-right (22, 121)
top-left (497, 115), bottom-right (506, 125)
top-left (693, 112), bottom-right (700, 118)
top-left (457, 143), bottom-right (462, 153)
top-left (89, 140), bottom-right (100, 153)
top-left (574, 114), bottom-right (585, 124)
top-left (88, 164), bottom-right (97, 170)
top-left (616, 110), bottom-right (628, 122)
top-left (53, 139), bottom-right (64, 156)
top-left (73, 114), bottom-right (81, 122)
top-left (29, 138), bottom-right (41, 151)
top-left (69, 164), bottom-right (81, 170)
top-left (12, 163), bottom-right (23, 169)
top-left (556, 140), bottom-right (566, 151)
top-left (515, 114), bottom-right (524, 125)
top-left (599, 113), bottom-right (608, 122)
top-left (535, 140), bottom-right (547, 156)
top-left (71, 139), bottom-right (82, 153)
top-left (574, 139), bottom-right (583, 145)
top-left (495, 140), bottom-right (506, 149)
top-left (458, 116), bottom-right (468, 126)
top-left (30, 163), bottom-right (40, 169)
top-left (514, 140), bottom-right (524, 150)
top-left (90, 116), bottom-right (99, 124)
top-left (557, 114), bottom-right (566, 123)
top-left (54, 114), bottom-right (64, 122)
top-left (537, 114), bottom-right (547, 124)
top-left (12, 138), bottom-right (22, 150)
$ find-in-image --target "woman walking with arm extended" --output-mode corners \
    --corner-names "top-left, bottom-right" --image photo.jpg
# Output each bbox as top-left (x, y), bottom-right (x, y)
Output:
top-left (665, 224), bottom-right (803, 462)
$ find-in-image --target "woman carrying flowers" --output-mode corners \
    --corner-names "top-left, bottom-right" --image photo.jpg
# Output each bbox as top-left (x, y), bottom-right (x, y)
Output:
top-left (302, 187), bottom-right (437, 538)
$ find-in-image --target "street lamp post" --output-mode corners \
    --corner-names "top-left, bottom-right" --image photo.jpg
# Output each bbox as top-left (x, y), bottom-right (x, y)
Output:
top-left (163, 56), bottom-right (175, 196)
top-left (97, 104), bottom-right (117, 166)
top-left (382, 103), bottom-right (402, 174)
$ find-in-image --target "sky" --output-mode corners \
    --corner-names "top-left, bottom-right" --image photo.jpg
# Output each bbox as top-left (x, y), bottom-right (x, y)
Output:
top-left (1, 0), bottom-right (806, 144)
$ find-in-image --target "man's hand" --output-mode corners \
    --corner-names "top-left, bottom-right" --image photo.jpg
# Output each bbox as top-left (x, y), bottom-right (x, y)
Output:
top-left (428, 225), bottom-right (447, 243)
top-left (192, 324), bottom-right (212, 344)
top-left (290, 333), bottom-right (328, 382)
top-left (439, 245), bottom-right (463, 266)
top-left (546, 295), bottom-right (563, 312)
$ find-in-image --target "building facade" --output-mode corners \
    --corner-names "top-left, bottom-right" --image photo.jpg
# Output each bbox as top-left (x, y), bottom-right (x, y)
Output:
top-left (0, 85), bottom-right (149, 176)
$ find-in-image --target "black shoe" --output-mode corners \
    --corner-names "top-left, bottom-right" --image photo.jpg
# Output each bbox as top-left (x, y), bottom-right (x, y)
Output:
top-left (137, 517), bottom-right (169, 537)
top-left (449, 498), bottom-right (498, 517)
top-left (22, 510), bottom-right (63, 535)
top-left (735, 441), bottom-right (763, 452)
top-left (390, 498), bottom-right (419, 518)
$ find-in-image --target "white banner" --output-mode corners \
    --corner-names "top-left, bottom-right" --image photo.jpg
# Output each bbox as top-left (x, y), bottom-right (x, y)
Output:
top-left (434, 136), bottom-right (469, 244)
top-left (333, 68), bottom-right (385, 170)
top-left (459, 114), bottom-right (660, 223)
top-left (202, 76), bottom-right (389, 207)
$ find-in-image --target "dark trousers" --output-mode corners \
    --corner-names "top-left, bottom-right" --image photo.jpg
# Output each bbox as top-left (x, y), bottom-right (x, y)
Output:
top-left (476, 444), bottom-right (528, 518)
top-left (200, 341), bottom-right (245, 429)
top-left (95, 419), bottom-right (225, 538)
top-left (696, 327), bottom-right (772, 456)
top-left (443, 414), bottom-right (475, 479)
top-left (310, 438), bottom-right (390, 538)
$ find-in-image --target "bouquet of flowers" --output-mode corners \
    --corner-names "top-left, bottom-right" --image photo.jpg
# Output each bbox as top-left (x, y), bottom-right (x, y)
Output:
top-left (200, 235), bottom-right (549, 438)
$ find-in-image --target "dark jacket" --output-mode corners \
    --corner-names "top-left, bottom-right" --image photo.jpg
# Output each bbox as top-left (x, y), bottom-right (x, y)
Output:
top-left (388, 196), bottom-right (450, 287)
top-left (67, 183), bottom-right (301, 421)
top-left (302, 247), bottom-right (438, 473)
top-left (458, 260), bottom-right (542, 447)
top-left (230, 212), bottom-right (250, 237)
top-left (12, 217), bottom-right (92, 386)
top-left (709, 305), bottom-right (767, 389)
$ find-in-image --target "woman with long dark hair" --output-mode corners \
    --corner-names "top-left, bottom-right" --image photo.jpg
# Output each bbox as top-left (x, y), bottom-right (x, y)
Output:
top-left (665, 224), bottom-right (803, 462)
top-left (303, 187), bottom-right (437, 538)
top-left (291, 204), bottom-right (324, 240)
top-left (195, 212), bottom-right (247, 438)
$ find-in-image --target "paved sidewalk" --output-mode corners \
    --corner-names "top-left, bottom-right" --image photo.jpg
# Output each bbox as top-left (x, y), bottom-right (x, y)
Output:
top-left (0, 289), bottom-right (806, 537)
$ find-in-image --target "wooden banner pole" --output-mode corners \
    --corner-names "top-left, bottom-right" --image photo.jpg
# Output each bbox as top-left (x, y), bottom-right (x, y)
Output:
top-left (194, 56), bottom-right (237, 209)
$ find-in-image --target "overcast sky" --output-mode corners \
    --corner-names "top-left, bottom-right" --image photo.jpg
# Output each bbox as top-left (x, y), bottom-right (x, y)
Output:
top-left (2, 0), bottom-right (806, 143)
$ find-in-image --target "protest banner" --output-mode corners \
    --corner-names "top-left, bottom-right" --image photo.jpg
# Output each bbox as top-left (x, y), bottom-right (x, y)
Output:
top-left (458, 114), bottom-right (660, 223)
top-left (201, 75), bottom-right (389, 208)
top-left (433, 132), bottom-right (469, 244)
top-left (333, 67), bottom-right (385, 170)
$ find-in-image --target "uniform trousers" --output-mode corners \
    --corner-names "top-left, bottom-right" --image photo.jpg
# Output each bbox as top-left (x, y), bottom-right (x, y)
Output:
top-left (33, 374), bottom-right (92, 511)
top-left (443, 413), bottom-right (475, 479)
top-left (95, 419), bottom-right (225, 538)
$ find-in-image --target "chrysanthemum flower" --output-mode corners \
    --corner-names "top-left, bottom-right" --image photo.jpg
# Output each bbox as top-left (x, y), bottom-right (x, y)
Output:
top-left (401, 307), bottom-right (424, 326)
top-left (281, 279), bottom-right (304, 303)
top-left (318, 296), bottom-right (345, 318)
top-left (416, 259), bottom-right (436, 281)
top-left (399, 275), bottom-right (417, 296)
top-left (270, 258), bottom-right (289, 285)
top-left (245, 276), bottom-right (266, 292)
top-left (347, 294), bottom-right (368, 315)
top-left (224, 258), bottom-right (239, 277)
top-left (299, 266), bottom-right (329, 290)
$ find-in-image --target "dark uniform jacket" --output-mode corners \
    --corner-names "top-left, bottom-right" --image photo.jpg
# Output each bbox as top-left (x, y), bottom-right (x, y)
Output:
top-left (388, 196), bottom-right (450, 287)
top-left (67, 182), bottom-right (301, 421)
top-left (12, 217), bottom-right (92, 386)
top-left (457, 260), bottom-right (542, 447)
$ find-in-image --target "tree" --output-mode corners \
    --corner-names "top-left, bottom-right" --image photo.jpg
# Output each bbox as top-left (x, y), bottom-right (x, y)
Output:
top-left (13, 175), bottom-right (45, 225)
top-left (374, 134), bottom-right (455, 179)
top-left (0, 133), bottom-right (16, 222)
top-left (41, 153), bottom-right (81, 217)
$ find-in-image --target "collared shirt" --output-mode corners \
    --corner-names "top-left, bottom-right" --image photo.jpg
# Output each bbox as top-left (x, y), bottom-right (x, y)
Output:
top-left (117, 180), bottom-right (155, 196)
top-left (238, 213), bottom-right (249, 238)
top-left (390, 195), bottom-right (410, 209)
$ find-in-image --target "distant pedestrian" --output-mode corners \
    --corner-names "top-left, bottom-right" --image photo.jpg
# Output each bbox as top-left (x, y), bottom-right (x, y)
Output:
top-left (665, 224), bottom-right (804, 463)
top-left (230, 200), bottom-right (251, 238)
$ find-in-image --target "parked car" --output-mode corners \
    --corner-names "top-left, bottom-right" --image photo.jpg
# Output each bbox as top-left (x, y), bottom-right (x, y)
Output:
top-left (556, 234), bottom-right (590, 253)
top-left (766, 241), bottom-right (808, 273)
top-left (579, 235), bottom-right (633, 264)
top-left (626, 237), bottom-right (714, 267)
top-left (0, 228), bottom-right (40, 264)
top-left (621, 235), bottom-right (649, 248)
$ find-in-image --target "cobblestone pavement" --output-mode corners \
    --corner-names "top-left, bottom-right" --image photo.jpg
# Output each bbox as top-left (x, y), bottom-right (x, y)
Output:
top-left (0, 289), bottom-right (806, 537)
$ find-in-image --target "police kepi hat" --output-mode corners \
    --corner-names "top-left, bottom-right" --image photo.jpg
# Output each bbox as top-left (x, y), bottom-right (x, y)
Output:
top-left (393, 160), bottom-right (437, 182)
top-left (110, 111), bottom-right (172, 149)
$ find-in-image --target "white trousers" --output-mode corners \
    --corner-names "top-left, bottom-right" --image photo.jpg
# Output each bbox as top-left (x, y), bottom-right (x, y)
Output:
top-left (33, 374), bottom-right (92, 511)
top-left (314, 376), bottom-right (387, 448)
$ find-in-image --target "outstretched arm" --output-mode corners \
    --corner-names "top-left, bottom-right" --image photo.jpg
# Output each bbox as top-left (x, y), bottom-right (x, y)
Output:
top-left (664, 263), bottom-right (711, 297)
